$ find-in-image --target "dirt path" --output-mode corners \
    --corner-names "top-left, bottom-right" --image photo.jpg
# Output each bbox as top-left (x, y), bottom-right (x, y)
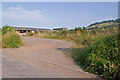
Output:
top-left (2, 36), bottom-right (97, 78)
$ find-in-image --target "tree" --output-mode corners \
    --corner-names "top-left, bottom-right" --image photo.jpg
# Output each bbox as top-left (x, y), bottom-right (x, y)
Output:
top-left (2, 25), bottom-right (15, 35)
top-left (83, 26), bottom-right (86, 30)
top-left (75, 27), bottom-right (83, 31)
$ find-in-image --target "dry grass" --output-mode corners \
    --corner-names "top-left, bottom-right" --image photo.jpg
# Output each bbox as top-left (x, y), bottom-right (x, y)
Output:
top-left (2, 32), bottom-right (24, 48)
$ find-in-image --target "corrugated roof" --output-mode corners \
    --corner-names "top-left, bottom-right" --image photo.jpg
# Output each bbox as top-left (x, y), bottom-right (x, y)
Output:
top-left (14, 27), bottom-right (50, 31)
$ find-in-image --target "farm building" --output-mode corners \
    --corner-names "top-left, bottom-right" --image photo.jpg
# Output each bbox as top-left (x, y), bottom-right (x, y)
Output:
top-left (14, 27), bottom-right (51, 35)
top-left (53, 28), bottom-right (68, 31)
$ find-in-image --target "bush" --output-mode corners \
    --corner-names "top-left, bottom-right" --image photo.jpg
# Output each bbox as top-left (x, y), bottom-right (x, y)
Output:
top-left (2, 25), bottom-right (15, 35)
top-left (2, 32), bottom-right (23, 48)
top-left (74, 34), bottom-right (119, 80)
top-left (27, 32), bottom-right (34, 36)
top-left (2, 25), bottom-right (24, 48)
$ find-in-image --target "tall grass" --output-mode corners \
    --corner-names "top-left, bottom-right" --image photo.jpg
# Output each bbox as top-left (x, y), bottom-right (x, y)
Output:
top-left (33, 27), bottom-right (118, 47)
top-left (2, 32), bottom-right (24, 48)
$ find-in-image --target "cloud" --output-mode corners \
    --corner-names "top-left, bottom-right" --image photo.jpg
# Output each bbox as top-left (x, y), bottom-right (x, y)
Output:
top-left (2, 7), bottom-right (52, 27)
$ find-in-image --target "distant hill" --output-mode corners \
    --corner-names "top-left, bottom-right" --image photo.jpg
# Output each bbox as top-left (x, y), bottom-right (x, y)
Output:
top-left (85, 19), bottom-right (119, 30)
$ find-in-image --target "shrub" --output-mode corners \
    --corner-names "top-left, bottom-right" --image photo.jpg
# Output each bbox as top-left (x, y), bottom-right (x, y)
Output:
top-left (2, 25), bottom-right (15, 35)
top-left (2, 32), bottom-right (23, 48)
top-left (27, 32), bottom-right (34, 36)
top-left (2, 25), bottom-right (24, 48)
top-left (74, 34), bottom-right (119, 80)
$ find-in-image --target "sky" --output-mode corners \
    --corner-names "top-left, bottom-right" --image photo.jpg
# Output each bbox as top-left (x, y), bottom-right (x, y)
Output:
top-left (2, 0), bottom-right (120, 2)
top-left (2, 2), bottom-right (118, 29)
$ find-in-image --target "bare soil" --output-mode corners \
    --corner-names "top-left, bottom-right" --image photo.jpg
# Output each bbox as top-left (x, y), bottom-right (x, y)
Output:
top-left (2, 36), bottom-right (98, 78)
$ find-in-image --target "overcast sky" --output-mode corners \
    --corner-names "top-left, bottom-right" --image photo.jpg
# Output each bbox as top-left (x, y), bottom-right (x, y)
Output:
top-left (2, 2), bottom-right (118, 29)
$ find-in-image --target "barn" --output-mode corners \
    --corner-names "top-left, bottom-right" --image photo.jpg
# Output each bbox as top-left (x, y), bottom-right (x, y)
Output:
top-left (14, 27), bottom-right (51, 35)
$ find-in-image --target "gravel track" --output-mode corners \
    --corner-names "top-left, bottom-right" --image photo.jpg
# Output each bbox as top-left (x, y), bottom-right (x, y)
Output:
top-left (2, 36), bottom-right (97, 78)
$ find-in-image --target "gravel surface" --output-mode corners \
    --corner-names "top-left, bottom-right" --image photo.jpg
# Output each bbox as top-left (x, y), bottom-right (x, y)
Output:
top-left (2, 36), bottom-right (97, 78)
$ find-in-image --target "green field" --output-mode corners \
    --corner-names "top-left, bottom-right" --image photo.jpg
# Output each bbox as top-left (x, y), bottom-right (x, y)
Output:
top-left (86, 19), bottom-right (118, 30)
